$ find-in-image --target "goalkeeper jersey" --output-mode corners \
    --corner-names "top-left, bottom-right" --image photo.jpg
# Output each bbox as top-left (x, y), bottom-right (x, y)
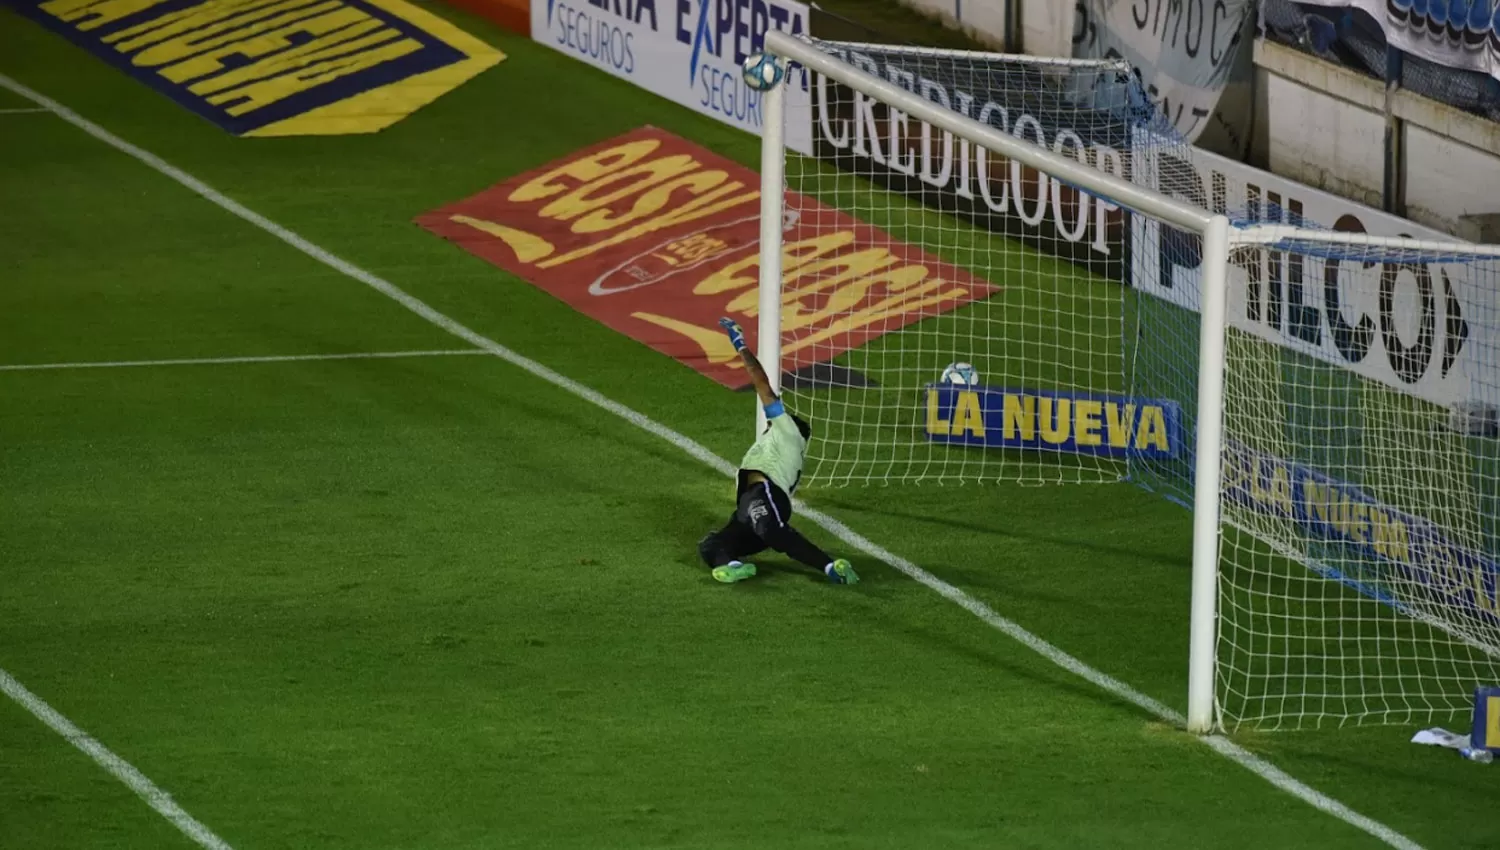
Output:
top-left (739, 412), bottom-right (806, 495)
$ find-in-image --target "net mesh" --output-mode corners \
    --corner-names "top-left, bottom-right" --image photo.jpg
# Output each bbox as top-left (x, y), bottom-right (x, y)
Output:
top-left (1204, 232), bottom-right (1500, 728)
top-left (773, 37), bottom-right (1500, 729)
top-left (781, 39), bottom-right (1188, 486)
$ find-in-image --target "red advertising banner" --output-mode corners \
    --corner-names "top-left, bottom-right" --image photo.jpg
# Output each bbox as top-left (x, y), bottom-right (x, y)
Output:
top-left (416, 126), bottom-right (997, 388)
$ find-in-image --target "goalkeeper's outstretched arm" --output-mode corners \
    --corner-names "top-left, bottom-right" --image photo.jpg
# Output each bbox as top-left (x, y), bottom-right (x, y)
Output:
top-left (718, 318), bottom-right (778, 407)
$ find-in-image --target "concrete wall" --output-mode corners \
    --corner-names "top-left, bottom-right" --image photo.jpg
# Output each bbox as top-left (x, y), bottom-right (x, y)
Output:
top-left (1253, 39), bottom-right (1500, 240)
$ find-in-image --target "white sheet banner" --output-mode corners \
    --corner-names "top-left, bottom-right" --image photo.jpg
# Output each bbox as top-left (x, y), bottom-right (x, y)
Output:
top-left (1074, 0), bottom-right (1257, 155)
top-left (531, 0), bottom-right (812, 154)
top-left (1297, 0), bottom-right (1500, 83)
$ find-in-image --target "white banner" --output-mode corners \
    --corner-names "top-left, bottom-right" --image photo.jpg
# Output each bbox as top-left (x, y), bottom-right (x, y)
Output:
top-left (1296, 0), bottom-right (1500, 83)
top-left (1131, 132), bottom-right (1498, 408)
top-left (1074, 0), bottom-right (1258, 155)
top-left (531, 0), bottom-right (812, 154)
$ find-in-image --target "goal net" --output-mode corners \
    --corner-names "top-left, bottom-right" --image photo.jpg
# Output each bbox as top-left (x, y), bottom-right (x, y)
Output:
top-left (774, 39), bottom-right (1190, 487)
top-left (1201, 230), bottom-right (1500, 729)
top-left (761, 32), bottom-right (1500, 730)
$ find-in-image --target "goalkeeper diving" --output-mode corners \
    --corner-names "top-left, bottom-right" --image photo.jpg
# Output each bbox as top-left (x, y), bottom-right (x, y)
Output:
top-left (697, 318), bottom-right (859, 585)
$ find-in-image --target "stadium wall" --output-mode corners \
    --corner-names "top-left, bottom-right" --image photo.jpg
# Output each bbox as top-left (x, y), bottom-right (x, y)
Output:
top-left (1253, 39), bottom-right (1500, 240)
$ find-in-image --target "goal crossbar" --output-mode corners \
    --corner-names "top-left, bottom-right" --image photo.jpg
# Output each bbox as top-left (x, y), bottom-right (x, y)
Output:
top-left (1233, 224), bottom-right (1500, 256)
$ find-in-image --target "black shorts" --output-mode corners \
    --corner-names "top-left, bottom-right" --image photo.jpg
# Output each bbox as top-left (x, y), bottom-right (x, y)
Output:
top-left (697, 476), bottom-right (794, 566)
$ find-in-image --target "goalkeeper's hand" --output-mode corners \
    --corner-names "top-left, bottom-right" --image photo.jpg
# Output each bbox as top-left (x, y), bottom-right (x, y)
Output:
top-left (718, 317), bottom-right (748, 353)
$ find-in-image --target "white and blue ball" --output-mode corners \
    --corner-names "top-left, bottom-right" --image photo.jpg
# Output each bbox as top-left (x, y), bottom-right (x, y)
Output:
top-left (742, 52), bottom-right (785, 91)
top-left (941, 361), bottom-right (980, 387)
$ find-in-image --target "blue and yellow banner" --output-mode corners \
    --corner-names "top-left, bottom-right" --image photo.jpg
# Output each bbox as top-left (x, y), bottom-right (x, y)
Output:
top-left (7, 0), bottom-right (503, 136)
top-left (1474, 686), bottom-right (1500, 752)
top-left (923, 385), bottom-right (1182, 460)
top-left (1223, 439), bottom-right (1500, 626)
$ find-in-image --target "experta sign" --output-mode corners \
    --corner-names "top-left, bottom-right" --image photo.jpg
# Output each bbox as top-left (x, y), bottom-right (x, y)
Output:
top-left (415, 127), bottom-right (997, 388)
top-left (10, 0), bottom-right (504, 136)
top-left (923, 385), bottom-right (1182, 459)
top-left (1131, 135), bottom-right (1496, 409)
top-left (531, 0), bottom-right (813, 154)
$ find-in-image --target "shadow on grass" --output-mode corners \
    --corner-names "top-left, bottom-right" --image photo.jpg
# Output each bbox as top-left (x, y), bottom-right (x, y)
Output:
top-left (813, 495), bottom-right (1190, 575)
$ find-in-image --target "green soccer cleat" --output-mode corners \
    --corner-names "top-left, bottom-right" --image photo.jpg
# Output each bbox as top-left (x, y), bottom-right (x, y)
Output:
top-left (825, 559), bottom-right (858, 585)
top-left (711, 562), bottom-right (757, 583)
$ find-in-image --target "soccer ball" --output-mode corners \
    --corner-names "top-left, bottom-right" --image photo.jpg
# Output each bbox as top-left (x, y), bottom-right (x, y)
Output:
top-left (941, 362), bottom-right (980, 387)
top-left (742, 52), bottom-right (785, 91)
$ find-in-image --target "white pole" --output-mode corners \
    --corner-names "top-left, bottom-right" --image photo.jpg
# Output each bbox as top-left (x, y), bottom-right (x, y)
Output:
top-left (755, 73), bottom-right (787, 435)
top-left (1187, 214), bottom-right (1232, 734)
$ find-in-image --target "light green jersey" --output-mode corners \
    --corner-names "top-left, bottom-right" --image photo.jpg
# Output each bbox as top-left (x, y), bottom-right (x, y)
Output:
top-left (739, 413), bottom-right (806, 494)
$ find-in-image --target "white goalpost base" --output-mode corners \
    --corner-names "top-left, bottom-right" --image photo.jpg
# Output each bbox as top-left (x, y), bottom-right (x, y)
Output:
top-left (755, 30), bottom-right (1500, 734)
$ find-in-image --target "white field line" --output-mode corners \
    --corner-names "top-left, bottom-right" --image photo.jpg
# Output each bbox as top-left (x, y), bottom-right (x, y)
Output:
top-left (0, 349), bottom-right (486, 372)
top-left (0, 669), bottom-right (235, 850)
top-left (0, 71), bottom-right (1425, 850)
top-left (0, 106), bottom-right (48, 114)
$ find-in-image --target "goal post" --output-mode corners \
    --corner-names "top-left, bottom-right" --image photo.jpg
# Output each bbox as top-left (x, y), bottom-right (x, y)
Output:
top-left (753, 32), bottom-right (1500, 734)
top-left (758, 30), bottom-right (1235, 733)
top-left (755, 77), bottom-right (787, 435)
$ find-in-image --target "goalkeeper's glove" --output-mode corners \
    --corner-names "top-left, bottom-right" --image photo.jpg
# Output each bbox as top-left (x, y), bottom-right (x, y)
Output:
top-left (718, 317), bottom-right (748, 353)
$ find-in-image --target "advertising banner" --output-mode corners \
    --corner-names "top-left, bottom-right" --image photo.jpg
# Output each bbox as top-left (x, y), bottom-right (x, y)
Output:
top-left (1131, 134), bottom-right (1496, 410)
top-left (530, 0), bottom-right (813, 153)
top-left (808, 40), bottom-right (1136, 280)
top-left (1073, 0), bottom-right (1258, 154)
top-left (416, 127), bottom-right (997, 388)
top-left (3, 0), bottom-right (504, 136)
top-left (923, 385), bottom-right (1183, 459)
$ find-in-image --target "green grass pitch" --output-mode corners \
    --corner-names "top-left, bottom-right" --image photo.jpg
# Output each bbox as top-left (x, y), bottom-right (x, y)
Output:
top-left (0, 3), bottom-right (1495, 848)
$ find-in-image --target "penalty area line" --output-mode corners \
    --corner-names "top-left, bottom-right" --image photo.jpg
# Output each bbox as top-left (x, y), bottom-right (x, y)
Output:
top-left (0, 70), bottom-right (1425, 850)
top-left (0, 668), bottom-right (235, 850)
top-left (0, 349), bottom-right (488, 372)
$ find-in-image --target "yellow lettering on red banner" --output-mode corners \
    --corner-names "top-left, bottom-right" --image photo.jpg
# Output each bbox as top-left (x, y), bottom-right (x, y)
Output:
top-left (694, 231), bottom-right (857, 297)
top-left (509, 139), bottom-right (661, 204)
top-left (449, 215), bottom-right (556, 264)
top-left (540, 155), bottom-right (702, 228)
top-left (631, 312), bottom-right (742, 366)
top-left (536, 180), bottom-right (757, 269)
top-left (571, 169), bottom-right (731, 236)
top-left (783, 281), bottom-right (971, 357)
